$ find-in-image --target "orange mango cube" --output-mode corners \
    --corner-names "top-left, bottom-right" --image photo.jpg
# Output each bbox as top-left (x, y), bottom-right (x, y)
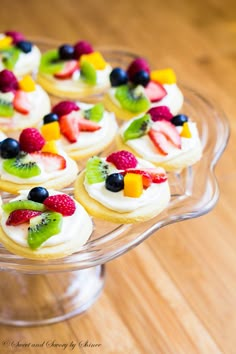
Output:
top-left (80, 52), bottom-right (107, 70)
top-left (151, 68), bottom-right (176, 84)
top-left (0, 36), bottom-right (12, 49)
top-left (41, 121), bottom-right (60, 141)
top-left (180, 122), bottom-right (192, 138)
top-left (19, 75), bottom-right (36, 92)
top-left (124, 173), bottom-right (143, 198)
top-left (41, 140), bottom-right (58, 154)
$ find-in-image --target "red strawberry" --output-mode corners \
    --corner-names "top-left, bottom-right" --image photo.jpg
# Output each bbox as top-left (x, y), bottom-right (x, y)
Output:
top-left (59, 112), bottom-right (79, 143)
top-left (153, 120), bottom-right (181, 148)
top-left (6, 209), bottom-right (42, 226)
top-left (145, 81), bottom-right (167, 102)
top-left (124, 169), bottom-right (152, 188)
top-left (148, 106), bottom-right (173, 122)
top-left (106, 150), bottom-right (138, 169)
top-left (5, 31), bottom-right (25, 44)
top-left (78, 118), bottom-right (101, 132)
top-left (0, 69), bottom-right (19, 93)
top-left (30, 152), bottom-right (66, 172)
top-left (126, 167), bottom-right (167, 185)
top-left (148, 129), bottom-right (170, 155)
top-left (127, 58), bottom-right (150, 80)
top-left (43, 194), bottom-right (76, 216)
top-left (52, 101), bottom-right (79, 117)
top-left (74, 40), bottom-right (94, 59)
top-left (54, 60), bottom-right (78, 79)
top-left (13, 90), bottom-right (31, 114)
top-left (19, 128), bottom-right (45, 153)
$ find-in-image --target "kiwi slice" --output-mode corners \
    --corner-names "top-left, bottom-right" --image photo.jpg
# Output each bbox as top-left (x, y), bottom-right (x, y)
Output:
top-left (39, 49), bottom-right (64, 75)
top-left (1, 47), bottom-right (21, 70)
top-left (27, 211), bottom-right (63, 249)
top-left (85, 156), bottom-right (110, 184)
top-left (0, 98), bottom-right (14, 117)
top-left (84, 103), bottom-right (104, 122)
top-left (115, 85), bottom-right (150, 113)
top-left (2, 200), bottom-right (46, 213)
top-left (123, 114), bottom-right (151, 141)
top-left (80, 60), bottom-right (97, 85)
top-left (3, 154), bottom-right (41, 178)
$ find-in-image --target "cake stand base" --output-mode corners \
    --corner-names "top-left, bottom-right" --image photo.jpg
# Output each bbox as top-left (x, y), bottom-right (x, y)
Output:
top-left (0, 265), bottom-right (105, 326)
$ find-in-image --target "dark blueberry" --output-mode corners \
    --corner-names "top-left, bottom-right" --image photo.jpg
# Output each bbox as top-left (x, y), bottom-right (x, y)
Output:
top-left (27, 187), bottom-right (49, 203)
top-left (132, 70), bottom-right (150, 87)
top-left (43, 112), bottom-right (59, 125)
top-left (58, 44), bottom-right (75, 60)
top-left (109, 68), bottom-right (128, 87)
top-left (16, 40), bottom-right (32, 53)
top-left (105, 173), bottom-right (124, 192)
top-left (171, 114), bottom-right (188, 126)
top-left (0, 138), bottom-right (20, 159)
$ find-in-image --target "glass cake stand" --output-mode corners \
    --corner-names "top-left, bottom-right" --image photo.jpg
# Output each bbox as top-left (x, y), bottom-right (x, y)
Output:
top-left (0, 44), bottom-right (230, 326)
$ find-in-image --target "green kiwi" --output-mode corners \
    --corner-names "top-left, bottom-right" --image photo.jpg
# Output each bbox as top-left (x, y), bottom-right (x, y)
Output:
top-left (85, 156), bottom-right (110, 184)
top-left (80, 60), bottom-right (97, 85)
top-left (1, 47), bottom-right (21, 70)
top-left (115, 85), bottom-right (150, 113)
top-left (39, 49), bottom-right (64, 75)
top-left (0, 98), bottom-right (14, 117)
top-left (2, 200), bottom-right (46, 213)
top-left (123, 114), bottom-right (151, 141)
top-left (3, 154), bottom-right (41, 178)
top-left (84, 103), bottom-right (104, 122)
top-left (27, 211), bottom-right (63, 249)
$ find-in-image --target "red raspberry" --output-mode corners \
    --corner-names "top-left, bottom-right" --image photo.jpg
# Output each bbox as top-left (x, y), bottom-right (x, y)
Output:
top-left (5, 30), bottom-right (25, 44)
top-left (106, 150), bottom-right (138, 169)
top-left (6, 210), bottom-right (42, 226)
top-left (52, 101), bottom-right (79, 117)
top-left (74, 40), bottom-right (94, 59)
top-left (0, 69), bottom-right (19, 93)
top-left (19, 128), bottom-right (45, 153)
top-left (44, 194), bottom-right (76, 216)
top-left (148, 106), bottom-right (173, 122)
top-left (127, 58), bottom-right (150, 80)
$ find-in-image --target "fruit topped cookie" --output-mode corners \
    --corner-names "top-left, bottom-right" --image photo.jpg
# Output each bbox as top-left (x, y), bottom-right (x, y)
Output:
top-left (0, 187), bottom-right (93, 259)
top-left (0, 127), bottom-right (78, 193)
top-left (37, 40), bottom-right (112, 99)
top-left (0, 30), bottom-right (41, 76)
top-left (0, 69), bottom-right (50, 132)
top-left (116, 108), bottom-right (202, 171)
top-left (103, 57), bottom-right (184, 120)
top-left (74, 150), bottom-right (170, 223)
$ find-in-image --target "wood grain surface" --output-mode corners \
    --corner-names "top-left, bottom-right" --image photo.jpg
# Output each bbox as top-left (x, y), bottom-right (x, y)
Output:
top-left (0, 0), bottom-right (236, 353)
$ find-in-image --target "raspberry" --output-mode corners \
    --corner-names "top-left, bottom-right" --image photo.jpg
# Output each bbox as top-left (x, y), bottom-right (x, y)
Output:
top-left (127, 58), bottom-right (150, 80)
top-left (5, 30), bottom-right (25, 44)
top-left (6, 209), bottom-right (42, 226)
top-left (52, 101), bottom-right (79, 117)
top-left (44, 194), bottom-right (76, 216)
top-left (74, 40), bottom-right (94, 59)
top-left (106, 150), bottom-right (138, 169)
top-left (0, 70), bottom-right (19, 93)
top-left (148, 106), bottom-right (173, 122)
top-left (19, 128), bottom-right (45, 153)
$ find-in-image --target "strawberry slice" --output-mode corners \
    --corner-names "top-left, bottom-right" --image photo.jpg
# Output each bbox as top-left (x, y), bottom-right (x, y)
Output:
top-left (144, 81), bottom-right (167, 102)
top-left (30, 152), bottom-right (66, 172)
top-left (125, 167), bottom-right (167, 185)
top-left (78, 118), bottom-right (101, 132)
top-left (13, 90), bottom-right (31, 114)
top-left (148, 129), bottom-right (170, 155)
top-left (152, 120), bottom-right (181, 148)
top-left (54, 60), bottom-right (78, 79)
top-left (6, 209), bottom-right (42, 226)
top-left (123, 169), bottom-right (152, 188)
top-left (59, 112), bottom-right (79, 143)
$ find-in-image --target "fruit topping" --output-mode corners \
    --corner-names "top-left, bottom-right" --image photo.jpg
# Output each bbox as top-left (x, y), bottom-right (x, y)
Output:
top-left (144, 81), bottom-right (167, 102)
top-left (123, 169), bottom-right (152, 188)
top-left (0, 36), bottom-right (12, 49)
top-left (54, 60), bottom-right (78, 79)
top-left (27, 211), bottom-right (63, 249)
top-left (3, 153), bottom-right (41, 178)
top-left (153, 120), bottom-right (181, 148)
top-left (30, 152), bottom-right (66, 173)
top-left (13, 90), bottom-right (31, 114)
top-left (0, 138), bottom-right (20, 158)
top-left (127, 58), bottom-right (150, 80)
top-left (123, 114), bottom-right (151, 141)
top-left (80, 60), bottom-right (97, 85)
top-left (124, 173), bottom-right (143, 198)
top-left (19, 128), bottom-right (45, 153)
top-left (148, 129), bottom-right (170, 155)
top-left (2, 200), bottom-right (46, 213)
top-left (110, 68), bottom-right (128, 87)
top-left (105, 173), bottom-right (124, 192)
top-left (74, 40), bottom-right (94, 59)
top-left (43, 112), bottom-right (59, 124)
top-left (0, 97), bottom-right (14, 117)
top-left (39, 49), bottom-right (64, 75)
top-left (2, 47), bottom-right (21, 70)
top-left (180, 122), bottom-right (192, 138)
top-left (106, 150), bottom-right (138, 169)
top-left (59, 112), bottom-right (79, 143)
top-left (16, 40), bottom-right (32, 53)
top-left (41, 140), bottom-right (58, 154)
top-left (126, 167), bottom-right (167, 184)
top-left (0, 69), bottom-right (19, 93)
top-left (151, 68), bottom-right (176, 84)
top-left (171, 114), bottom-right (188, 126)
top-left (6, 209), bottom-right (42, 226)
top-left (148, 106), bottom-right (173, 122)
top-left (132, 70), bottom-right (150, 87)
top-left (84, 103), bottom-right (104, 122)
top-left (19, 75), bottom-right (36, 92)
top-left (58, 44), bottom-right (75, 60)
top-left (86, 156), bottom-right (110, 184)
top-left (52, 100), bottom-right (79, 117)
top-left (28, 186), bottom-right (49, 203)
top-left (115, 85), bottom-right (150, 113)
top-left (5, 31), bottom-right (25, 44)
top-left (78, 118), bottom-right (101, 132)
top-left (80, 52), bottom-right (106, 70)
top-left (41, 121), bottom-right (61, 141)
top-left (43, 194), bottom-right (76, 216)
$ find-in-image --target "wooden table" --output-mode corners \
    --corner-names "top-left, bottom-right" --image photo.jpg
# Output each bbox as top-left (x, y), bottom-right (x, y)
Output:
top-left (0, 0), bottom-right (236, 353)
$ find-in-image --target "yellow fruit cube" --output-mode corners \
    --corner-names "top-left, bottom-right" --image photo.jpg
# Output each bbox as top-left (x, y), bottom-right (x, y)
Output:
top-left (42, 140), bottom-right (59, 154)
top-left (19, 75), bottom-right (36, 92)
top-left (0, 36), bottom-right (13, 49)
top-left (80, 52), bottom-right (107, 70)
top-left (124, 173), bottom-right (143, 198)
top-left (41, 121), bottom-right (61, 141)
top-left (151, 68), bottom-right (177, 84)
top-left (180, 122), bottom-right (192, 138)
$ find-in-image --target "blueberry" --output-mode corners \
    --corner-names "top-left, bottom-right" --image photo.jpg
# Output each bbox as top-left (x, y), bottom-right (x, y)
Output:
top-left (43, 112), bottom-right (59, 124)
top-left (27, 187), bottom-right (49, 203)
top-left (132, 70), bottom-right (150, 87)
top-left (105, 173), bottom-right (124, 192)
top-left (171, 114), bottom-right (188, 126)
top-left (58, 44), bottom-right (75, 60)
top-left (110, 68), bottom-right (128, 87)
top-left (0, 138), bottom-right (20, 159)
top-left (16, 40), bottom-right (32, 53)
